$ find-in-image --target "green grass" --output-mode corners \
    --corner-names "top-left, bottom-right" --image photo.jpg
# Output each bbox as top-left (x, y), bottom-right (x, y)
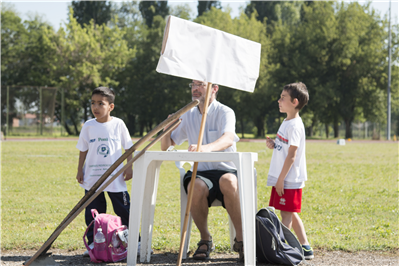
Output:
top-left (1, 140), bottom-right (398, 252)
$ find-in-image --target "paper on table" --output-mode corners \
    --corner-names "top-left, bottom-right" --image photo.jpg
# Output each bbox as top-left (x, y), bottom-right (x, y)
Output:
top-left (156, 15), bottom-right (261, 93)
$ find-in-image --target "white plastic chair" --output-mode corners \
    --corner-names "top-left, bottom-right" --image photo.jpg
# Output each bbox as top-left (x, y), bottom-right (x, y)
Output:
top-left (176, 160), bottom-right (242, 258)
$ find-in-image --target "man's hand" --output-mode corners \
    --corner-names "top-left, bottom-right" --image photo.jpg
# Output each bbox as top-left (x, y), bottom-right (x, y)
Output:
top-left (266, 136), bottom-right (275, 149)
top-left (188, 144), bottom-right (212, 152)
top-left (123, 167), bottom-right (133, 181)
top-left (275, 179), bottom-right (284, 197)
top-left (76, 170), bottom-right (84, 184)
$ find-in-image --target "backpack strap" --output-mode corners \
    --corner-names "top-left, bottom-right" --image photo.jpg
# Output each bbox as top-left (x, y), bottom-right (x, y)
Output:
top-left (88, 249), bottom-right (102, 263)
top-left (91, 209), bottom-right (99, 219)
top-left (83, 212), bottom-right (104, 263)
top-left (83, 220), bottom-right (95, 251)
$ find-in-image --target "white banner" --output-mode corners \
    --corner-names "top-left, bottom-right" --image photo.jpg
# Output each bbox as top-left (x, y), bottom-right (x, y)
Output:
top-left (156, 16), bottom-right (261, 93)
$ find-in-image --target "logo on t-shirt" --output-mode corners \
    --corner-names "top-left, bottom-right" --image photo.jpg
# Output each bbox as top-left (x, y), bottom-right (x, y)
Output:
top-left (97, 144), bottom-right (110, 157)
top-left (279, 198), bottom-right (286, 205)
top-left (90, 139), bottom-right (95, 143)
top-left (276, 133), bottom-right (288, 144)
top-left (98, 137), bottom-right (108, 142)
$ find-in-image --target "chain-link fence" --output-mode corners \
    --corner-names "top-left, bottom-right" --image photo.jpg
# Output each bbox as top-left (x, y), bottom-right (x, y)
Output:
top-left (1, 86), bottom-right (64, 137)
top-left (312, 120), bottom-right (398, 140)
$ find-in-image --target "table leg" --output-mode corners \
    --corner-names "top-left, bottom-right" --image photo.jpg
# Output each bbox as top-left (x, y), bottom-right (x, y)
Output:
top-left (237, 153), bottom-right (257, 266)
top-left (140, 161), bottom-right (162, 262)
top-left (127, 155), bottom-right (148, 266)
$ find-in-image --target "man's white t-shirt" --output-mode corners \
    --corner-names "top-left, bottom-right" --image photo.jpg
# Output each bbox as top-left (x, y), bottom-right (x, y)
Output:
top-left (76, 117), bottom-right (133, 192)
top-left (171, 100), bottom-right (240, 171)
top-left (267, 117), bottom-right (307, 189)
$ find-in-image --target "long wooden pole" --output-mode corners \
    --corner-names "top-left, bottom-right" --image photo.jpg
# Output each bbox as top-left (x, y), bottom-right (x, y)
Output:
top-left (24, 101), bottom-right (198, 265)
top-left (25, 119), bottom-right (182, 266)
top-left (177, 83), bottom-right (213, 265)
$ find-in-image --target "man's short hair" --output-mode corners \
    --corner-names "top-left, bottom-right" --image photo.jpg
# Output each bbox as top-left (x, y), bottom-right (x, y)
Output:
top-left (283, 82), bottom-right (309, 110)
top-left (92, 87), bottom-right (115, 104)
top-left (213, 84), bottom-right (219, 98)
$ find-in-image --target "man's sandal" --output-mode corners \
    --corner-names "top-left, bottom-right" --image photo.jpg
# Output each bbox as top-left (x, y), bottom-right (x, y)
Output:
top-left (233, 237), bottom-right (244, 262)
top-left (192, 237), bottom-right (215, 260)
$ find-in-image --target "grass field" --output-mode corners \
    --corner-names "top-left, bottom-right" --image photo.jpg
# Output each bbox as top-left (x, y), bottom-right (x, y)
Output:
top-left (1, 140), bottom-right (397, 253)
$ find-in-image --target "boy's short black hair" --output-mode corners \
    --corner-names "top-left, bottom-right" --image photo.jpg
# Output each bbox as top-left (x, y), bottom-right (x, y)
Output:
top-left (283, 82), bottom-right (309, 110)
top-left (92, 87), bottom-right (115, 104)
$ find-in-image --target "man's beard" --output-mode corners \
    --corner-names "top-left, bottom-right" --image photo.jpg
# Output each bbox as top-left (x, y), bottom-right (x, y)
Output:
top-left (192, 95), bottom-right (205, 104)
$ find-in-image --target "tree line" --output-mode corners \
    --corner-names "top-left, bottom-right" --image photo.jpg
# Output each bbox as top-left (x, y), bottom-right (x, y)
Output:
top-left (1, 1), bottom-right (398, 138)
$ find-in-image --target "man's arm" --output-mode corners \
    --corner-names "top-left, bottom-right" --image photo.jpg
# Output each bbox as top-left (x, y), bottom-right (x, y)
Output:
top-left (275, 145), bottom-right (298, 196)
top-left (188, 132), bottom-right (234, 152)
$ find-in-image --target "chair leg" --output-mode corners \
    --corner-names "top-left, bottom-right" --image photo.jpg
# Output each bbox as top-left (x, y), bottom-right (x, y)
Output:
top-left (228, 214), bottom-right (236, 251)
top-left (181, 192), bottom-right (192, 259)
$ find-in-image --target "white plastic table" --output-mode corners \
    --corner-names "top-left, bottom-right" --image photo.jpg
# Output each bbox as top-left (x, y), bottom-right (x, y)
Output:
top-left (127, 151), bottom-right (258, 266)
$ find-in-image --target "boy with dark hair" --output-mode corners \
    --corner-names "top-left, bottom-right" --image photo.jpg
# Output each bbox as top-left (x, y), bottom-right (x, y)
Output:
top-left (76, 87), bottom-right (134, 256)
top-left (265, 82), bottom-right (314, 260)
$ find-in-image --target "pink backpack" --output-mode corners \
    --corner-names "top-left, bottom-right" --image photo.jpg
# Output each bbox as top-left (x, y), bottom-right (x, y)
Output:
top-left (83, 209), bottom-right (128, 263)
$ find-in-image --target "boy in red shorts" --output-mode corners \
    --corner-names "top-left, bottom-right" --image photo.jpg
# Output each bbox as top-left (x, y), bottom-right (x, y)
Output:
top-left (265, 82), bottom-right (314, 260)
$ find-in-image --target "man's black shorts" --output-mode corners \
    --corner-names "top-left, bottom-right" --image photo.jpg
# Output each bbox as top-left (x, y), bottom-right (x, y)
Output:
top-left (183, 169), bottom-right (238, 208)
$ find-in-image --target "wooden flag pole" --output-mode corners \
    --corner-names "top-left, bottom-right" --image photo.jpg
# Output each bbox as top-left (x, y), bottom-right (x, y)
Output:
top-left (177, 83), bottom-right (213, 266)
top-left (24, 119), bottom-right (182, 266)
top-left (24, 100), bottom-right (198, 266)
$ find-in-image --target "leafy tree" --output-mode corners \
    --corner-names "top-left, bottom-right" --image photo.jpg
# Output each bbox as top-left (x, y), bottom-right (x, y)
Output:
top-left (1, 8), bottom-right (28, 86)
top-left (330, 2), bottom-right (389, 138)
top-left (197, 1), bottom-right (221, 17)
top-left (111, 1), bottom-right (142, 29)
top-left (268, 1), bottom-right (338, 137)
top-left (71, 1), bottom-right (112, 27)
top-left (170, 4), bottom-right (193, 20)
top-left (43, 10), bottom-right (135, 135)
top-left (139, 1), bottom-right (169, 28)
top-left (245, 1), bottom-right (302, 26)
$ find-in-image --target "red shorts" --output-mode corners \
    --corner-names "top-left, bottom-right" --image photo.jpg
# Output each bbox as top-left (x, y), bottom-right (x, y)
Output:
top-left (269, 187), bottom-right (302, 213)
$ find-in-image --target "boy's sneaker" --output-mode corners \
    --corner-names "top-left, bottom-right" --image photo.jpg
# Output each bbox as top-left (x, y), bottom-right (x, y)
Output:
top-left (301, 245), bottom-right (314, 260)
top-left (83, 242), bottom-right (94, 257)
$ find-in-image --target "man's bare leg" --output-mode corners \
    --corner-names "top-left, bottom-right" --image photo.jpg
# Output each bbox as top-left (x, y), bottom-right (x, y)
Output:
top-left (219, 173), bottom-right (242, 242)
top-left (189, 178), bottom-right (211, 258)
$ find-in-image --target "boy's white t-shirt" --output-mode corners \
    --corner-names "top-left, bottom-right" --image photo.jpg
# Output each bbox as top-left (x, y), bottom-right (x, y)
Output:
top-left (267, 116), bottom-right (307, 189)
top-left (76, 117), bottom-right (133, 192)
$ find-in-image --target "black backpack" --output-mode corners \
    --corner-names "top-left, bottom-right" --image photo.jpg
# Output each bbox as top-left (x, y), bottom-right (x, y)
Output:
top-left (256, 207), bottom-right (304, 265)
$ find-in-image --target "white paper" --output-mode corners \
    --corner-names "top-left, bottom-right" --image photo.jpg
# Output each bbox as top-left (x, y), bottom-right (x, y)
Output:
top-left (156, 16), bottom-right (261, 93)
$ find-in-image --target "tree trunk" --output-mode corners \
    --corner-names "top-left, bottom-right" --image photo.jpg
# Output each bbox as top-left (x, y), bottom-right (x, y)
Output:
top-left (333, 120), bottom-right (339, 138)
top-left (126, 114), bottom-right (136, 136)
top-left (325, 123), bottom-right (329, 139)
top-left (83, 101), bottom-right (88, 122)
top-left (63, 121), bottom-right (72, 135)
top-left (139, 122), bottom-right (144, 137)
top-left (344, 119), bottom-right (353, 139)
top-left (255, 116), bottom-right (264, 138)
top-left (241, 118), bottom-right (245, 139)
top-left (71, 117), bottom-right (80, 135)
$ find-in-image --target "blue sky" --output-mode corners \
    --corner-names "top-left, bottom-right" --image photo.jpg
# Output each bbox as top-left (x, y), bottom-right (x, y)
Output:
top-left (4, 0), bottom-right (399, 31)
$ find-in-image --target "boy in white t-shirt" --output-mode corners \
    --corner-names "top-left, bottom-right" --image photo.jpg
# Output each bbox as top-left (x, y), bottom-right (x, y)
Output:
top-left (76, 87), bottom-right (134, 256)
top-left (265, 82), bottom-right (314, 260)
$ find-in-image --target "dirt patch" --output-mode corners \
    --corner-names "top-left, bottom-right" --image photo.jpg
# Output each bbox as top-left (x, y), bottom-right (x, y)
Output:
top-left (1, 249), bottom-right (398, 266)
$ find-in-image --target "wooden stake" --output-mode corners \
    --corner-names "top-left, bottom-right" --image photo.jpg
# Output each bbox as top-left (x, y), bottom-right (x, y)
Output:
top-left (24, 119), bottom-right (181, 266)
top-left (177, 83), bottom-right (213, 266)
top-left (24, 101), bottom-right (199, 266)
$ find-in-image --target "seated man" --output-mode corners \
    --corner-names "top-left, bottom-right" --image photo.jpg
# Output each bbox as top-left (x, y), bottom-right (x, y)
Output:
top-left (161, 80), bottom-right (243, 261)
